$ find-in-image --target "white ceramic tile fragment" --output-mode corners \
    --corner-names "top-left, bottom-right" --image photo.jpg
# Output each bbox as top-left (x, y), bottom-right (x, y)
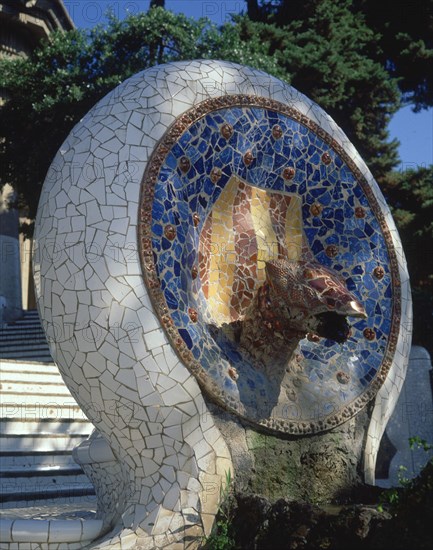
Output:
top-left (11, 520), bottom-right (48, 543)
top-left (0, 519), bottom-right (13, 543)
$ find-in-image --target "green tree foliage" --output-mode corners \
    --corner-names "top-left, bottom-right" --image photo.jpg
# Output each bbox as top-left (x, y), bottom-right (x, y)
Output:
top-left (382, 166), bottom-right (433, 348)
top-left (0, 8), bottom-right (214, 218)
top-left (354, 0), bottom-right (433, 111)
top-left (249, 0), bottom-right (433, 111)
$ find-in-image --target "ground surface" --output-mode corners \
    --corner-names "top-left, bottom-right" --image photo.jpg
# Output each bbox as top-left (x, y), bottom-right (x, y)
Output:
top-left (205, 461), bottom-right (433, 550)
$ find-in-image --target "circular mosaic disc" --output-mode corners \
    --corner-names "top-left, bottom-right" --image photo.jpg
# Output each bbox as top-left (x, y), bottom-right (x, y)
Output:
top-left (139, 93), bottom-right (402, 435)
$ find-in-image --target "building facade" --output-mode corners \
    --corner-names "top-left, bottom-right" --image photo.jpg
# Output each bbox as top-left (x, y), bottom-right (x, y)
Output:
top-left (0, 0), bottom-right (73, 321)
top-left (0, 0), bottom-right (73, 58)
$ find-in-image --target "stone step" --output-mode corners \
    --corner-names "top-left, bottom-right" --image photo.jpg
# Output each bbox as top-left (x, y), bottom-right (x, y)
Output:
top-left (1, 470), bottom-right (90, 485)
top-left (0, 408), bottom-right (88, 422)
top-left (0, 334), bottom-right (47, 346)
top-left (0, 464), bottom-right (85, 477)
top-left (6, 309), bottom-right (39, 323)
top-left (0, 451), bottom-right (80, 469)
top-left (0, 329), bottom-right (46, 339)
top-left (1, 473), bottom-right (92, 497)
top-left (0, 326), bottom-right (45, 334)
top-left (0, 498), bottom-right (98, 516)
top-left (0, 327), bottom-right (45, 344)
top-left (1, 499), bottom-right (98, 513)
top-left (1, 311), bottom-right (43, 325)
top-left (0, 361), bottom-right (58, 373)
top-left (0, 391), bottom-right (83, 407)
top-left (0, 410), bottom-right (87, 423)
top-left (0, 403), bottom-right (87, 421)
top-left (0, 346), bottom-right (51, 359)
top-left (0, 481), bottom-right (95, 504)
top-left (0, 380), bottom-right (72, 395)
top-left (0, 325), bottom-right (46, 337)
top-left (0, 349), bottom-right (53, 361)
top-left (0, 339), bottom-right (49, 350)
top-left (0, 308), bottom-right (52, 360)
top-left (1, 318), bottom-right (44, 327)
top-left (0, 371), bottom-right (63, 383)
top-left (0, 323), bottom-right (97, 516)
top-left (2, 313), bottom-right (41, 325)
top-left (0, 418), bottom-right (92, 436)
top-left (0, 433), bottom-right (90, 452)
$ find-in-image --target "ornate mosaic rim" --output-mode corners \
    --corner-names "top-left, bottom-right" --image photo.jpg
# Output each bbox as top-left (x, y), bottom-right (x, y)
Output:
top-left (138, 94), bottom-right (402, 435)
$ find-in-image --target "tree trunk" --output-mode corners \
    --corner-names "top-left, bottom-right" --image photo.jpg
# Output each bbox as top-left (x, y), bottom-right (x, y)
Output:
top-left (149, 0), bottom-right (165, 9)
top-left (247, 0), bottom-right (260, 20)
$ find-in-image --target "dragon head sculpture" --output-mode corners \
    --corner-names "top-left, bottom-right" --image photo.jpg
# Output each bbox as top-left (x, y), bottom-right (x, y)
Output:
top-left (264, 259), bottom-right (367, 342)
top-left (240, 259), bottom-right (367, 371)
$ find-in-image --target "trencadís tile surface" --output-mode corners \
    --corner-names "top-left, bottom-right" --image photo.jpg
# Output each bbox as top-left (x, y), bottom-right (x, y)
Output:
top-left (32, 60), bottom-right (411, 547)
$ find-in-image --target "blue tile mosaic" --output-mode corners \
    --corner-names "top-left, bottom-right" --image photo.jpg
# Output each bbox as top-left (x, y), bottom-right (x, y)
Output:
top-left (140, 97), bottom-right (399, 434)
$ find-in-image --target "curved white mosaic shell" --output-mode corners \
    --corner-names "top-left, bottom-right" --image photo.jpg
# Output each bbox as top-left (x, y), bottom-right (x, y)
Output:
top-left (33, 60), bottom-right (411, 546)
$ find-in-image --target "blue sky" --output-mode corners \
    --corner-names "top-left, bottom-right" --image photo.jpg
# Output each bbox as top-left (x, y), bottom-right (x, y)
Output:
top-left (63, 0), bottom-right (432, 169)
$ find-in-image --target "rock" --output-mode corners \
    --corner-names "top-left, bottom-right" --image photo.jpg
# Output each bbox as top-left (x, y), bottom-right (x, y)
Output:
top-left (208, 399), bottom-right (372, 504)
top-left (366, 460), bottom-right (433, 550)
top-left (229, 494), bottom-right (271, 548)
top-left (207, 479), bottom-right (433, 550)
top-left (352, 506), bottom-right (391, 539)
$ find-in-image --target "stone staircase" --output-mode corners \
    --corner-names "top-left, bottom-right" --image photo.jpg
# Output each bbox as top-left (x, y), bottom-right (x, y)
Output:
top-left (0, 309), bottom-right (52, 363)
top-left (0, 311), bottom-right (95, 509)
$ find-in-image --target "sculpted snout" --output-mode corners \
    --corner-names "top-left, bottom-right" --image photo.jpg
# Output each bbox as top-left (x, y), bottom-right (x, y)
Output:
top-left (264, 259), bottom-right (367, 343)
top-left (337, 297), bottom-right (367, 319)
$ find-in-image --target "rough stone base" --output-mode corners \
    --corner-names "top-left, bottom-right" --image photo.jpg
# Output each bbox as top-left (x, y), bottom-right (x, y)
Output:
top-left (208, 400), bottom-right (373, 503)
top-left (209, 495), bottom-right (391, 550)
top-left (206, 460), bottom-right (433, 550)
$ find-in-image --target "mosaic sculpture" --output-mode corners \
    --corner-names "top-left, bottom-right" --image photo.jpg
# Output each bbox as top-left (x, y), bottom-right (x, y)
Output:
top-left (33, 60), bottom-right (412, 548)
top-left (238, 258), bottom-right (367, 371)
